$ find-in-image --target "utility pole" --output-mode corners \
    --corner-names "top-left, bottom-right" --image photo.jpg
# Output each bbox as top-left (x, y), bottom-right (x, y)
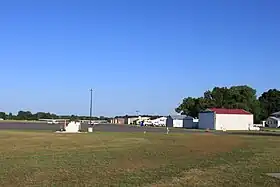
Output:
top-left (89, 89), bottom-right (93, 127)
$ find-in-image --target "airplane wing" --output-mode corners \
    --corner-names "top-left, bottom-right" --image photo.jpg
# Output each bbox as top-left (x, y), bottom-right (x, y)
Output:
top-left (38, 119), bottom-right (69, 121)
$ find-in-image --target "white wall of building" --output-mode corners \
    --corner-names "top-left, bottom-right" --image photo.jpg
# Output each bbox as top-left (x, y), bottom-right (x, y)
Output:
top-left (173, 119), bottom-right (184, 128)
top-left (65, 121), bottom-right (81, 132)
top-left (127, 117), bottom-right (138, 124)
top-left (215, 114), bottom-right (253, 130)
top-left (198, 112), bottom-right (215, 129)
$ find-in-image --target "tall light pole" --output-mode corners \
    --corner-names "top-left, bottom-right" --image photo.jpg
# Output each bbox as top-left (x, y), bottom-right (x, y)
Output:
top-left (89, 89), bottom-right (93, 127)
top-left (136, 110), bottom-right (140, 116)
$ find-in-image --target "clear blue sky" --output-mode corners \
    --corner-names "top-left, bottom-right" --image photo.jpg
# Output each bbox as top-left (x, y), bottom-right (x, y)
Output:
top-left (1, 0), bottom-right (279, 117)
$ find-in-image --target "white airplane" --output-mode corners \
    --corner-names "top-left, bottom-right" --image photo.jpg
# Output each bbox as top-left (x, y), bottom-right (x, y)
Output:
top-left (143, 120), bottom-right (153, 126)
top-left (39, 119), bottom-right (69, 124)
top-left (151, 117), bottom-right (167, 127)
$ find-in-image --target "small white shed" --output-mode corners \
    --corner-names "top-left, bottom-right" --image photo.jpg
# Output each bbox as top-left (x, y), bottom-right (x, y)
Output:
top-left (166, 115), bottom-right (194, 128)
top-left (198, 108), bottom-right (254, 130)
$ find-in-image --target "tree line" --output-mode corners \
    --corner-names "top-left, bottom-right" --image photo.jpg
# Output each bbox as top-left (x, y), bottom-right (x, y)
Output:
top-left (175, 85), bottom-right (280, 123)
top-left (0, 111), bottom-right (110, 121)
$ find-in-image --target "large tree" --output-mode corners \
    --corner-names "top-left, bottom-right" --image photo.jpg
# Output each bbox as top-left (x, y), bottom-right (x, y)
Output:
top-left (175, 85), bottom-right (261, 122)
top-left (16, 111), bottom-right (33, 120)
top-left (7, 113), bottom-right (13, 120)
top-left (259, 89), bottom-right (280, 120)
top-left (0, 112), bottom-right (6, 120)
top-left (175, 97), bottom-right (209, 118)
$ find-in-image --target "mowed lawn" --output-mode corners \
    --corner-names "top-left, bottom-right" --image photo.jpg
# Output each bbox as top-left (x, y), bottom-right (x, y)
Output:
top-left (0, 131), bottom-right (280, 187)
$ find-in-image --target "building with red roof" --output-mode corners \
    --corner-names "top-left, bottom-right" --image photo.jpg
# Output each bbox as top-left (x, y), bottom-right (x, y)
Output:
top-left (198, 108), bottom-right (254, 130)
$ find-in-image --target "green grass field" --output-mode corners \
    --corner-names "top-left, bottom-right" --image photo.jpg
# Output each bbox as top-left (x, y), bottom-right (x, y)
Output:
top-left (0, 131), bottom-right (280, 186)
top-left (262, 127), bottom-right (280, 132)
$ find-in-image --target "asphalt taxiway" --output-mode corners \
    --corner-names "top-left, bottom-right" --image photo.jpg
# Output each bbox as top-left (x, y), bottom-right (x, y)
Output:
top-left (1, 122), bottom-right (278, 136)
top-left (0, 122), bottom-right (197, 133)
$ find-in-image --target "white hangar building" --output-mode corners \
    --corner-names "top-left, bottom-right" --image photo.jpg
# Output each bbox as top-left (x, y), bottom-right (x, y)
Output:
top-left (198, 108), bottom-right (254, 130)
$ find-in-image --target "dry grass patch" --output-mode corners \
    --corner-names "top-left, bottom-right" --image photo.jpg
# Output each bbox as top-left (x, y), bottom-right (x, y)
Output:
top-left (149, 136), bottom-right (280, 187)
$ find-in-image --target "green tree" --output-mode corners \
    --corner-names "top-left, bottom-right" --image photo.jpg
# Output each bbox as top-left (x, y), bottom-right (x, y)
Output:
top-left (0, 112), bottom-right (6, 120)
top-left (176, 85), bottom-right (261, 122)
top-left (175, 97), bottom-right (208, 117)
top-left (69, 115), bottom-right (79, 122)
top-left (35, 112), bottom-right (46, 120)
top-left (230, 85), bottom-right (261, 122)
top-left (17, 111), bottom-right (33, 120)
top-left (175, 97), bottom-right (195, 116)
top-left (211, 87), bottom-right (231, 108)
top-left (7, 113), bottom-right (13, 120)
top-left (259, 89), bottom-right (280, 120)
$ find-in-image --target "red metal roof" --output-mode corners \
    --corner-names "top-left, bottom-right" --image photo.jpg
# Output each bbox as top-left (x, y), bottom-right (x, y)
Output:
top-left (208, 108), bottom-right (252, 115)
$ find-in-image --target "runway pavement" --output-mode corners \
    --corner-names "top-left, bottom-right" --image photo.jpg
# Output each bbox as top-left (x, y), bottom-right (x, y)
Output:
top-left (0, 122), bottom-right (199, 133)
top-left (0, 122), bottom-right (60, 131)
top-left (1, 122), bottom-right (279, 136)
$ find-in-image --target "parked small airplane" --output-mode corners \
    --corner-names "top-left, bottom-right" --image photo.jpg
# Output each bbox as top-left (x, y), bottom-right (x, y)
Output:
top-left (39, 119), bottom-right (69, 124)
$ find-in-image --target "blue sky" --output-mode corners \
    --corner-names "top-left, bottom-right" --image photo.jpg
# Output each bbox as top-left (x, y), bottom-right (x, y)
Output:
top-left (0, 0), bottom-right (279, 117)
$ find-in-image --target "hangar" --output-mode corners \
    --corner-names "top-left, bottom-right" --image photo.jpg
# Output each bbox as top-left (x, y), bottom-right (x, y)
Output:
top-left (266, 111), bottom-right (280, 128)
top-left (198, 108), bottom-right (254, 130)
top-left (166, 115), bottom-right (194, 128)
top-left (266, 116), bottom-right (280, 128)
